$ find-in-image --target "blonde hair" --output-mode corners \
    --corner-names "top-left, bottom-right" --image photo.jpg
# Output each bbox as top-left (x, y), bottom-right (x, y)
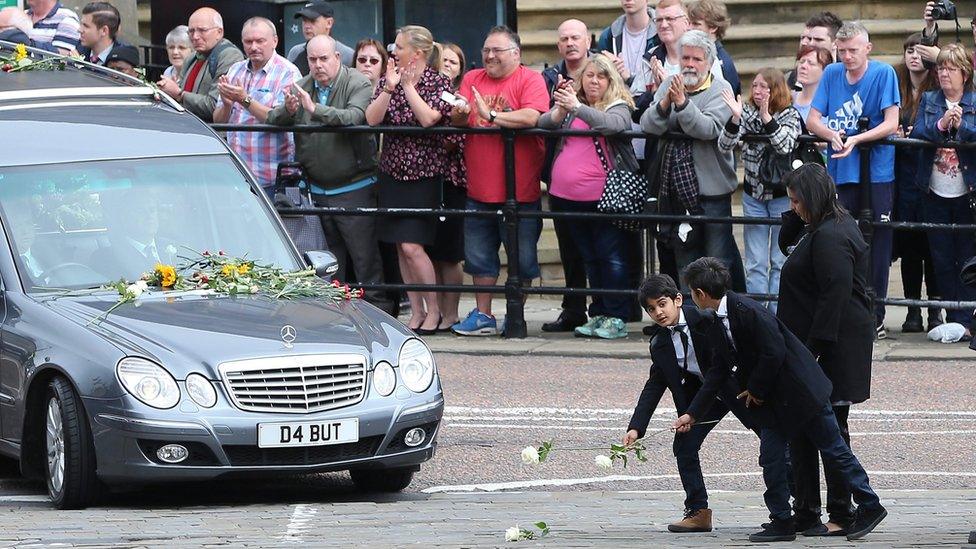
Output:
top-left (937, 43), bottom-right (974, 90)
top-left (575, 55), bottom-right (636, 110)
top-left (397, 25), bottom-right (435, 56)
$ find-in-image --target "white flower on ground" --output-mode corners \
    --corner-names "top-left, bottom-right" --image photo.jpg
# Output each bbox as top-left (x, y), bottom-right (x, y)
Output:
top-left (520, 446), bottom-right (540, 465)
top-left (595, 455), bottom-right (613, 470)
top-left (505, 526), bottom-right (521, 542)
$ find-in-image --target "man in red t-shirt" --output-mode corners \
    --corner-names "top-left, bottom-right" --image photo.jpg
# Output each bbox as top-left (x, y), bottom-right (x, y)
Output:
top-left (450, 26), bottom-right (550, 336)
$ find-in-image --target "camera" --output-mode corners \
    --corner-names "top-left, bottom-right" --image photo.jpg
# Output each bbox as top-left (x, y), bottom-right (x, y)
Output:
top-left (930, 0), bottom-right (957, 21)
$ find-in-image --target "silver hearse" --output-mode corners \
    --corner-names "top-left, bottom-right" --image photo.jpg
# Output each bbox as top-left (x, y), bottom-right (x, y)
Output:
top-left (0, 47), bottom-right (442, 508)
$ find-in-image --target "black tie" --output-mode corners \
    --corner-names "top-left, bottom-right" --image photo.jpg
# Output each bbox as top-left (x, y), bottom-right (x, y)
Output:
top-left (676, 325), bottom-right (690, 377)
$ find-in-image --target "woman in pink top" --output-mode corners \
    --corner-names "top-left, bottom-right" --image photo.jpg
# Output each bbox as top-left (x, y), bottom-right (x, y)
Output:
top-left (538, 54), bottom-right (637, 340)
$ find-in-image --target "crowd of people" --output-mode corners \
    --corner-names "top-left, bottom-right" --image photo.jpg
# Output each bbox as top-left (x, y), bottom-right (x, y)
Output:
top-left (2, 0), bottom-right (975, 341)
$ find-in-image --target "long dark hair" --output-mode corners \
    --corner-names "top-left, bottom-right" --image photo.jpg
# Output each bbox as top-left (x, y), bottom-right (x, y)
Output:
top-left (894, 33), bottom-right (937, 126)
top-left (783, 163), bottom-right (849, 226)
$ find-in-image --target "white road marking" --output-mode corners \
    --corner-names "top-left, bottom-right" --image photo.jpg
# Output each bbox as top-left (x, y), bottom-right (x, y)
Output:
top-left (445, 406), bottom-right (976, 418)
top-left (0, 495), bottom-right (50, 503)
top-left (422, 471), bottom-right (976, 494)
top-left (443, 422), bottom-right (976, 437)
top-left (279, 503), bottom-right (317, 543)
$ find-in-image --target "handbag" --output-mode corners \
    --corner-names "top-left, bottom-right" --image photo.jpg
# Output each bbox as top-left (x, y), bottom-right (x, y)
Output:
top-left (593, 137), bottom-right (648, 232)
top-left (273, 162), bottom-right (329, 255)
top-left (757, 111), bottom-right (824, 191)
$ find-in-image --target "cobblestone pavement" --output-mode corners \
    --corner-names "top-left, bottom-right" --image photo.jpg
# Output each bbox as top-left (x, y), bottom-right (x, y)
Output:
top-left (0, 352), bottom-right (973, 547)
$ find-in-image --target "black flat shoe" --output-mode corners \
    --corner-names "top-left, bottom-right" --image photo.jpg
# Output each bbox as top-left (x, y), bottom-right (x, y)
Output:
top-left (541, 312), bottom-right (587, 333)
top-left (415, 316), bottom-right (442, 336)
top-left (846, 505), bottom-right (887, 541)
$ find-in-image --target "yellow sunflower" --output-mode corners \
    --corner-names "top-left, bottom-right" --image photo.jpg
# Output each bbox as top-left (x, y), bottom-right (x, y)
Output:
top-left (155, 264), bottom-right (177, 288)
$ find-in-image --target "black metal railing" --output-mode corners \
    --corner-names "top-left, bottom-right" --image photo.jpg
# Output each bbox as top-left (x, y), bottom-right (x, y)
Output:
top-left (209, 121), bottom-right (976, 338)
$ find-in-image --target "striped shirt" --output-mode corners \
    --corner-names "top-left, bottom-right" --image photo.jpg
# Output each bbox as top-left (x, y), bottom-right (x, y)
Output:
top-left (27, 2), bottom-right (80, 52)
top-left (218, 53), bottom-right (301, 188)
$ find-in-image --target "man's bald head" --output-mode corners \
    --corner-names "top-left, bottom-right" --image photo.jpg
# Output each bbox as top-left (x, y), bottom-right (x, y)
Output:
top-left (557, 18), bottom-right (590, 65)
top-left (188, 7), bottom-right (225, 53)
top-left (0, 7), bottom-right (33, 34)
top-left (307, 34), bottom-right (340, 85)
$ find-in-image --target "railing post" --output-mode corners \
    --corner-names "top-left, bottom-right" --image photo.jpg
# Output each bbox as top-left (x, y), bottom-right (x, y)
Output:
top-left (502, 128), bottom-right (526, 338)
top-left (855, 116), bottom-right (875, 305)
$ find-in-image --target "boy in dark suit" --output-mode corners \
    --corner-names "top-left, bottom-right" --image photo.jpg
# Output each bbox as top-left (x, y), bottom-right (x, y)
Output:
top-left (675, 257), bottom-right (887, 542)
top-left (625, 274), bottom-right (759, 534)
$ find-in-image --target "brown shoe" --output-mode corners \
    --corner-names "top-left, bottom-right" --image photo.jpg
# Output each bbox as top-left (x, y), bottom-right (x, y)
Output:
top-left (668, 508), bottom-right (713, 532)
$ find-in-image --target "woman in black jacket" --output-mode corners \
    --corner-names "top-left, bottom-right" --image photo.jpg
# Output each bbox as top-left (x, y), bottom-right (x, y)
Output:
top-left (776, 164), bottom-right (875, 536)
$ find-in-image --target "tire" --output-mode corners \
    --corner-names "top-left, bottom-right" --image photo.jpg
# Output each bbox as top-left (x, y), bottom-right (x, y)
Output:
top-left (44, 377), bottom-right (102, 509)
top-left (349, 467), bottom-right (415, 493)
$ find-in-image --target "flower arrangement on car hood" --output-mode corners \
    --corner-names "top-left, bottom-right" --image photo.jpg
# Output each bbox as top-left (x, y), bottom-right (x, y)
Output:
top-left (0, 43), bottom-right (66, 72)
top-left (99, 250), bottom-right (360, 322)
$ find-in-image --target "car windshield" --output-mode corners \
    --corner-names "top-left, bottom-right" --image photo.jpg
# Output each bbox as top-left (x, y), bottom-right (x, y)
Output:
top-left (0, 155), bottom-right (301, 291)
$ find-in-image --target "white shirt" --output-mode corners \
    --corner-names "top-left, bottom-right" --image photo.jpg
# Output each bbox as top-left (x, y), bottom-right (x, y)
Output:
top-left (930, 99), bottom-right (968, 198)
top-left (715, 295), bottom-right (735, 349)
top-left (669, 309), bottom-right (703, 381)
top-left (126, 236), bottom-right (160, 263)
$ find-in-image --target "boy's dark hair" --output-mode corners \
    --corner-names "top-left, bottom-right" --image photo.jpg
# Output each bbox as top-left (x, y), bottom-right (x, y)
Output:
top-left (638, 274), bottom-right (680, 303)
top-left (682, 257), bottom-right (731, 299)
top-left (83, 1), bottom-right (121, 40)
top-left (805, 11), bottom-right (843, 38)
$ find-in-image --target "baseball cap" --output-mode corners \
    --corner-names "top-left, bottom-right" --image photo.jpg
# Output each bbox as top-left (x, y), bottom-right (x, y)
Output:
top-left (295, 1), bottom-right (335, 20)
top-left (105, 45), bottom-right (140, 68)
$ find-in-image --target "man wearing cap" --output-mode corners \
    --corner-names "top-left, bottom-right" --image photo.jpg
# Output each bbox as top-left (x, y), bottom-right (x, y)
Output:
top-left (156, 7), bottom-right (244, 121)
top-left (287, 1), bottom-right (354, 75)
top-left (105, 44), bottom-right (139, 77)
top-left (76, 2), bottom-right (128, 66)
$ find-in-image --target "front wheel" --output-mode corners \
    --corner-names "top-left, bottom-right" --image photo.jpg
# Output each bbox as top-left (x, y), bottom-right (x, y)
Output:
top-left (45, 377), bottom-right (102, 509)
top-left (349, 467), bottom-right (415, 493)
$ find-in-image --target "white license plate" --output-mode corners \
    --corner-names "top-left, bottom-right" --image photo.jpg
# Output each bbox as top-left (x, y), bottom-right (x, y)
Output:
top-left (257, 418), bottom-right (359, 448)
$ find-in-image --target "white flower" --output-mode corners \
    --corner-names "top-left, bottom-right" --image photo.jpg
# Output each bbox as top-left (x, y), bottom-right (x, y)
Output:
top-left (595, 455), bottom-right (613, 470)
top-left (520, 446), bottom-right (540, 465)
top-left (126, 283), bottom-right (145, 297)
top-left (505, 526), bottom-right (521, 542)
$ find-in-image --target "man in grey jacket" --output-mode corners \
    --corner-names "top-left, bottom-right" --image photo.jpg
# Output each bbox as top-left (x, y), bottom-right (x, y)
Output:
top-left (267, 35), bottom-right (390, 313)
top-left (157, 7), bottom-right (244, 121)
top-left (640, 29), bottom-right (745, 291)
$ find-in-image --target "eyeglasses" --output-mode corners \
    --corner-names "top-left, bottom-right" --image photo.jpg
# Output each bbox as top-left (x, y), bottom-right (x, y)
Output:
top-left (653, 15), bottom-right (687, 25)
top-left (481, 47), bottom-right (516, 56)
top-left (187, 26), bottom-right (217, 36)
top-left (937, 66), bottom-right (963, 73)
top-left (357, 56), bottom-right (382, 66)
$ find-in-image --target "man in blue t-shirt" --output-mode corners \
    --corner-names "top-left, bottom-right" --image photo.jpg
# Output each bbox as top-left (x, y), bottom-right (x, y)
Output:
top-left (806, 21), bottom-right (900, 339)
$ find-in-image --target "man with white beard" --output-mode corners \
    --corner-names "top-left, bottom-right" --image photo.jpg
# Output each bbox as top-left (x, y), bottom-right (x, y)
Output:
top-left (640, 29), bottom-right (746, 291)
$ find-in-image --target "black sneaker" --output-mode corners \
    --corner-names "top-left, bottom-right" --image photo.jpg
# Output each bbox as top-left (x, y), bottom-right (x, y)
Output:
top-left (749, 518), bottom-right (797, 542)
top-left (846, 505), bottom-right (887, 541)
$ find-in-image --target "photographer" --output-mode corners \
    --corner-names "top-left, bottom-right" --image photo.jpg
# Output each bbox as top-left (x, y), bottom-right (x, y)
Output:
top-left (918, 1), bottom-right (973, 65)
top-left (910, 43), bottom-right (976, 341)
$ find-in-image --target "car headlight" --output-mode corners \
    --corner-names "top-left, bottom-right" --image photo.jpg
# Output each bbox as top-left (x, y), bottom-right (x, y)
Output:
top-left (399, 339), bottom-right (435, 393)
top-left (372, 361), bottom-right (396, 397)
top-left (185, 373), bottom-right (217, 408)
top-left (116, 357), bottom-right (180, 409)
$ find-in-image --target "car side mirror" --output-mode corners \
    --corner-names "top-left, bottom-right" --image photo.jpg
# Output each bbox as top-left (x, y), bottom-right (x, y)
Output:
top-left (305, 250), bottom-right (339, 279)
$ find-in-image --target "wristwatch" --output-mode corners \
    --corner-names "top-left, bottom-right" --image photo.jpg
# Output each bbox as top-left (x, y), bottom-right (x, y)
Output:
top-left (489, 109), bottom-right (498, 123)
top-left (242, 95), bottom-right (253, 108)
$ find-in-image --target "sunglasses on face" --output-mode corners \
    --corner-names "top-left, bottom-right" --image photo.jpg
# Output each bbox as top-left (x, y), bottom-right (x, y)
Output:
top-left (357, 56), bottom-right (382, 66)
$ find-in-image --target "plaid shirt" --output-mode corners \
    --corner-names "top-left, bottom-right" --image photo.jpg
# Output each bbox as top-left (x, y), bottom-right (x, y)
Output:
top-left (26, 2), bottom-right (80, 52)
top-left (660, 139), bottom-right (701, 214)
top-left (219, 53), bottom-right (301, 187)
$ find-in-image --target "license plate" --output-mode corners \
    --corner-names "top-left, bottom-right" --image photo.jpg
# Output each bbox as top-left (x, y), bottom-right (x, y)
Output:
top-left (257, 418), bottom-right (359, 448)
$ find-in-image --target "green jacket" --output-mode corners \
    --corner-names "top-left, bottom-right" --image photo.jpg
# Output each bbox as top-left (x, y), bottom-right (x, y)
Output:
top-left (266, 65), bottom-right (377, 192)
top-left (179, 38), bottom-right (244, 122)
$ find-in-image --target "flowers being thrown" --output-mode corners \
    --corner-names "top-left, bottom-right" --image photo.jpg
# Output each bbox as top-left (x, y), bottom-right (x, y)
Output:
top-left (93, 249), bottom-right (362, 323)
top-left (518, 439), bottom-right (648, 470)
top-left (504, 522), bottom-right (549, 542)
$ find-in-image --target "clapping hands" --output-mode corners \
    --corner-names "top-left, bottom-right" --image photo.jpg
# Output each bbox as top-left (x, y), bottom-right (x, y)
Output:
top-left (721, 88), bottom-right (743, 123)
top-left (283, 83), bottom-right (315, 115)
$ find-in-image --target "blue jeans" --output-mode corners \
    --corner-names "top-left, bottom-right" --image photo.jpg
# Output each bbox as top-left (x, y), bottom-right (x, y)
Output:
top-left (782, 404), bottom-right (882, 519)
top-left (550, 196), bottom-right (631, 320)
top-left (674, 194), bottom-right (747, 292)
top-left (742, 194), bottom-right (789, 312)
top-left (923, 192), bottom-right (976, 325)
top-left (836, 183), bottom-right (894, 324)
top-left (463, 198), bottom-right (542, 280)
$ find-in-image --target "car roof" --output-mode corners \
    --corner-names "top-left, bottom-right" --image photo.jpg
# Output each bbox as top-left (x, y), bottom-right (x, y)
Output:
top-left (0, 43), bottom-right (229, 167)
